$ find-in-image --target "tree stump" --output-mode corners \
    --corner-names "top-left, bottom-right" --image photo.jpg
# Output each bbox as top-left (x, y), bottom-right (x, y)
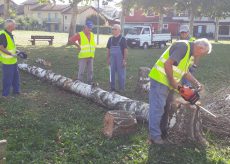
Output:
top-left (0, 140), bottom-right (7, 164)
top-left (137, 67), bottom-right (150, 92)
top-left (166, 98), bottom-right (208, 146)
top-left (103, 111), bottom-right (137, 138)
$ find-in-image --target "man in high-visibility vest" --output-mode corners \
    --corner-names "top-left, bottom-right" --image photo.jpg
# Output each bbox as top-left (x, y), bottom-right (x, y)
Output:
top-left (179, 25), bottom-right (196, 42)
top-left (148, 38), bottom-right (212, 145)
top-left (68, 20), bottom-right (96, 84)
top-left (179, 25), bottom-right (198, 87)
top-left (0, 19), bottom-right (20, 97)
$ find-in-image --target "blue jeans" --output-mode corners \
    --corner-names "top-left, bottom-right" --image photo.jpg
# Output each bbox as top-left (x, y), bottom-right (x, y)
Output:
top-left (149, 79), bottom-right (169, 140)
top-left (2, 64), bottom-right (20, 96)
top-left (181, 66), bottom-right (196, 87)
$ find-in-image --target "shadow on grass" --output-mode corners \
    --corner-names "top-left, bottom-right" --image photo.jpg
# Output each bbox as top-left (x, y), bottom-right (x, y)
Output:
top-left (147, 142), bottom-right (208, 164)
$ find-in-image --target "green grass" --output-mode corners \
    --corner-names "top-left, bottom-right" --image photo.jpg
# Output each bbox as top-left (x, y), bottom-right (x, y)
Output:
top-left (0, 30), bottom-right (229, 163)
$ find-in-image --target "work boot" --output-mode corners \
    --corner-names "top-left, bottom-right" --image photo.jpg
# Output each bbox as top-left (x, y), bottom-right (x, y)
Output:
top-left (147, 137), bottom-right (167, 145)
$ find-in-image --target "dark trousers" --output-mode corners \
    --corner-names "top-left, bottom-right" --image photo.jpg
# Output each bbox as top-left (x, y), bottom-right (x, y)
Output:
top-left (2, 64), bottom-right (20, 96)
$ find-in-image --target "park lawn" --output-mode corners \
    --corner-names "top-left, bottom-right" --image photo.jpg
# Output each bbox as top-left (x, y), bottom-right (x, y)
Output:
top-left (0, 30), bottom-right (229, 163)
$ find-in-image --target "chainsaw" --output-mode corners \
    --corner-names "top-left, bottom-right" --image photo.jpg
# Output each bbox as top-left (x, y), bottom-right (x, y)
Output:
top-left (178, 85), bottom-right (216, 118)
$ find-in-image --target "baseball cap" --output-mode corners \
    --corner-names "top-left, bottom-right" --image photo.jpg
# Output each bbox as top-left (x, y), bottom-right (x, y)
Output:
top-left (179, 25), bottom-right (189, 33)
top-left (85, 20), bottom-right (94, 29)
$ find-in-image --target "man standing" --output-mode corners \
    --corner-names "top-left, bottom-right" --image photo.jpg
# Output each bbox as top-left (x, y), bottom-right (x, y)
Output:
top-left (179, 25), bottom-right (197, 86)
top-left (148, 38), bottom-right (212, 144)
top-left (68, 20), bottom-right (96, 84)
top-left (0, 19), bottom-right (20, 97)
top-left (106, 24), bottom-right (128, 92)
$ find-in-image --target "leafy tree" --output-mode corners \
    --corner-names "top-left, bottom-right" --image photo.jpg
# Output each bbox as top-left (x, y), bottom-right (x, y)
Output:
top-left (39, 0), bottom-right (90, 39)
top-left (4, 0), bottom-right (10, 19)
top-left (86, 14), bottom-right (106, 26)
top-left (15, 16), bottom-right (42, 30)
top-left (202, 0), bottom-right (230, 41)
top-left (175, 0), bottom-right (203, 36)
top-left (136, 0), bottom-right (175, 33)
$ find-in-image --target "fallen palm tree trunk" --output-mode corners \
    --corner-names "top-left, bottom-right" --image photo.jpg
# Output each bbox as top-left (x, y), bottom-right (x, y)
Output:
top-left (138, 67), bottom-right (230, 137)
top-left (18, 64), bottom-right (210, 145)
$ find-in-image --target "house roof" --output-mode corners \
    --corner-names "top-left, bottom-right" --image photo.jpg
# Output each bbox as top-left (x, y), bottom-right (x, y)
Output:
top-left (62, 5), bottom-right (96, 14)
top-left (31, 4), bottom-right (69, 11)
top-left (22, 0), bottom-right (39, 5)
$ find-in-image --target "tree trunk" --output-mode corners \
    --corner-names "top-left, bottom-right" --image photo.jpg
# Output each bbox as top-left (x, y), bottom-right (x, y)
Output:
top-left (120, 0), bottom-right (126, 36)
top-left (18, 64), bottom-right (150, 122)
top-left (4, 0), bottom-right (10, 19)
top-left (189, 9), bottom-right (194, 37)
top-left (137, 67), bottom-right (230, 138)
top-left (158, 8), bottom-right (164, 33)
top-left (18, 64), bottom-right (211, 145)
top-left (68, 3), bottom-right (78, 39)
top-left (214, 17), bottom-right (219, 42)
top-left (169, 99), bottom-right (208, 145)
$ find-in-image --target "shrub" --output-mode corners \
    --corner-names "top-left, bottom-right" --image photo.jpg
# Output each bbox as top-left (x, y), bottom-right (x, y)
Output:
top-left (15, 16), bottom-right (43, 31)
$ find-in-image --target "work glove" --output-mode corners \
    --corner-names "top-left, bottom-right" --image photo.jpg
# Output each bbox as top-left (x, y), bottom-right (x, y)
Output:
top-left (189, 64), bottom-right (198, 74)
top-left (17, 51), bottom-right (27, 59)
top-left (178, 85), bottom-right (200, 105)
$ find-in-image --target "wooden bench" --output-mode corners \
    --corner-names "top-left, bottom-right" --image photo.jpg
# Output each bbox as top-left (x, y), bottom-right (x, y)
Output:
top-left (29, 35), bottom-right (54, 45)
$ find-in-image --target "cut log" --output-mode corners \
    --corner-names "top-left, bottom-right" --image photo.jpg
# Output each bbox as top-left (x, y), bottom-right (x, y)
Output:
top-left (103, 110), bottom-right (137, 138)
top-left (0, 140), bottom-right (7, 163)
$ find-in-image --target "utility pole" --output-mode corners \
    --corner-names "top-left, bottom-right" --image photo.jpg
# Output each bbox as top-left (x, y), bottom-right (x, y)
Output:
top-left (97, 0), bottom-right (100, 45)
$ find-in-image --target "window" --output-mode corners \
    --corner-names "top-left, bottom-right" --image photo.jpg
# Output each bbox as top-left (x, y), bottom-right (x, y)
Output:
top-left (37, 12), bottom-right (41, 18)
top-left (48, 13), bottom-right (51, 21)
top-left (219, 26), bottom-right (229, 35)
top-left (142, 28), bottom-right (150, 34)
top-left (65, 15), bottom-right (67, 20)
top-left (163, 24), bottom-right (168, 29)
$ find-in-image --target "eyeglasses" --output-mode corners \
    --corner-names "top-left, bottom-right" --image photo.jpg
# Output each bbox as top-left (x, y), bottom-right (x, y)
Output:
top-left (112, 28), bottom-right (118, 31)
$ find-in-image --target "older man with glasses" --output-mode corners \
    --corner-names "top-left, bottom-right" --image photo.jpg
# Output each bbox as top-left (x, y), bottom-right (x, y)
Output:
top-left (106, 24), bottom-right (128, 93)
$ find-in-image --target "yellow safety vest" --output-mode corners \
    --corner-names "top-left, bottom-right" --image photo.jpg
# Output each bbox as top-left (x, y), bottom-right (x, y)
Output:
top-left (0, 30), bottom-right (17, 65)
top-left (78, 31), bottom-right (96, 59)
top-left (189, 37), bottom-right (196, 42)
top-left (149, 41), bottom-right (191, 89)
